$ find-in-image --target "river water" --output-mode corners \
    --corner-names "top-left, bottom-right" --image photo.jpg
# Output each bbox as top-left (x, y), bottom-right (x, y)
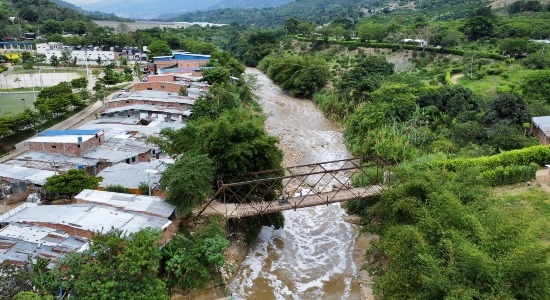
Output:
top-left (229, 69), bottom-right (361, 299)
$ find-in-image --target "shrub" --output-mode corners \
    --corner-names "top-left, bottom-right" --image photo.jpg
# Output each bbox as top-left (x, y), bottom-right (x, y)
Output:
top-left (478, 163), bottom-right (538, 186)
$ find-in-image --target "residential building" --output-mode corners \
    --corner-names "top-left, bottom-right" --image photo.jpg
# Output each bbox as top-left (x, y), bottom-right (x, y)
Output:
top-left (532, 116), bottom-right (550, 145)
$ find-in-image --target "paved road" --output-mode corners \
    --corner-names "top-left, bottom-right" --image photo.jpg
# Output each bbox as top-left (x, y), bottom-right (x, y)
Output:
top-left (0, 66), bottom-right (131, 163)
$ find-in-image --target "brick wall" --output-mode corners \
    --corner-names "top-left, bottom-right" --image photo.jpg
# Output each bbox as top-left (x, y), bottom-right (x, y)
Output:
top-left (134, 82), bottom-right (187, 93)
top-left (28, 133), bottom-right (104, 157)
top-left (148, 75), bottom-right (175, 82)
top-left (106, 99), bottom-right (193, 110)
top-left (176, 60), bottom-right (209, 68)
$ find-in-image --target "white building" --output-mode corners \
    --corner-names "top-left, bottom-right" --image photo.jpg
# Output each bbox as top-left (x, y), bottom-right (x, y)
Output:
top-left (70, 50), bottom-right (118, 62)
top-left (35, 42), bottom-right (64, 54)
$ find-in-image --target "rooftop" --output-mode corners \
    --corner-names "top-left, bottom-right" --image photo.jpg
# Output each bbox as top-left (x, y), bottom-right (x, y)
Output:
top-left (75, 189), bottom-right (175, 218)
top-left (97, 160), bottom-right (168, 189)
top-left (9, 151), bottom-right (100, 171)
top-left (101, 104), bottom-right (192, 116)
top-left (77, 119), bottom-right (186, 138)
top-left (0, 224), bottom-right (89, 269)
top-left (110, 90), bottom-right (196, 105)
top-left (2, 204), bottom-right (172, 235)
top-left (0, 164), bottom-right (56, 185)
top-left (38, 129), bottom-right (101, 136)
top-left (28, 134), bottom-right (96, 144)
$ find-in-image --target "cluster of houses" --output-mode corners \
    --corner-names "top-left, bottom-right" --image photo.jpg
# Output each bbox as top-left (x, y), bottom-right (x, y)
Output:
top-left (0, 51), bottom-right (212, 268)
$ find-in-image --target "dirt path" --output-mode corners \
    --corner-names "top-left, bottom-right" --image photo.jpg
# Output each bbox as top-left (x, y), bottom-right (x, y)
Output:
top-left (450, 73), bottom-right (464, 85)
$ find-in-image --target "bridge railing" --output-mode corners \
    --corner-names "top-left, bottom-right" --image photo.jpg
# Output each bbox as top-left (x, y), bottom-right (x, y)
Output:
top-left (196, 156), bottom-right (391, 218)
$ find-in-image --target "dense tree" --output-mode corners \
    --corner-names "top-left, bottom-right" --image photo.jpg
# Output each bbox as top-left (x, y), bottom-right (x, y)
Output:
top-left (485, 92), bottom-right (530, 125)
top-left (522, 71), bottom-right (550, 104)
top-left (462, 6), bottom-right (496, 40)
top-left (163, 219), bottom-right (229, 290)
top-left (70, 77), bottom-right (88, 89)
top-left (259, 54), bottom-right (329, 98)
top-left (63, 229), bottom-right (168, 300)
top-left (148, 39), bottom-right (171, 58)
top-left (161, 153), bottom-right (215, 215)
top-left (357, 21), bottom-right (387, 42)
top-left (201, 66), bottom-right (231, 85)
top-left (43, 169), bottom-right (102, 199)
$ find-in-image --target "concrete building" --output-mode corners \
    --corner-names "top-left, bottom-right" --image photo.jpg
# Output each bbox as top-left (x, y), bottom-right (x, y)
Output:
top-left (70, 50), bottom-right (118, 62)
top-left (75, 189), bottom-right (175, 218)
top-left (27, 129), bottom-right (104, 157)
top-left (35, 42), bottom-right (64, 54)
top-left (101, 90), bottom-right (196, 123)
top-left (151, 52), bottom-right (211, 75)
top-left (0, 42), bottom-right (34, 53)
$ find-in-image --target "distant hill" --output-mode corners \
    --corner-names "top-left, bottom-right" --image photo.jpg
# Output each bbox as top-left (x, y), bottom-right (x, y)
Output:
top-left (164, 0), bottom-right (502, 27)
top-left (52, 0), bottom-right (134, 21)
top-left (166, 0), bottom-right (368, 26)
top-left (73, 0), bottom-right (293, 20)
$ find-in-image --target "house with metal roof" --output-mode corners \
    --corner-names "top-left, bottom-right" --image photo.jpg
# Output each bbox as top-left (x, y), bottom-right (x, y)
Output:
top-left (0, 223), bottom-right (88, 269)
top-left (75, 189), bottom-right (175, 218)
top-left (532, 116), bottom-right (550, 145)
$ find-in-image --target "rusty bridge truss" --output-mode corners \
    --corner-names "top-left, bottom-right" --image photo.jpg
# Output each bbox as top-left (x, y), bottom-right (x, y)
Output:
top-left (196, 157), bottom-right (391, 219)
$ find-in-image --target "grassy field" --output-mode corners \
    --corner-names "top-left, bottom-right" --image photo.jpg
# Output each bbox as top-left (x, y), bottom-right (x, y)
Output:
top-left (488, 185), bottom-right (550, 241)
top-left (458, 64), bottom-right (541, 98)
top-left (0, 92), bottom-right (39, 115)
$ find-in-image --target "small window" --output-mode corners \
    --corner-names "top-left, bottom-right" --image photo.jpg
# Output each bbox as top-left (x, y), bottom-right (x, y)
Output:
top-left (51, 145), bottom-right (57, 149)
top-left (132, 157), bottom-right (136, 162)
top-left (126, 159), bottom-right (130, 164)
top-left (147, 88), bottom-right (153, 90)
top-left (125, 100), bottom-right (129, 103)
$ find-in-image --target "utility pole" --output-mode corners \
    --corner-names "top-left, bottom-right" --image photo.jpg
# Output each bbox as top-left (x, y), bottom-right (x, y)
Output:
top-left (1, 184), bottom-right (7, 213)
top-left (470, 56), bottom-right (473, 79)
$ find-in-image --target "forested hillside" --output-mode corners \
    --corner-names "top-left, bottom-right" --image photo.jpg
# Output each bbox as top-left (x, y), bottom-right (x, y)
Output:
top-left (0, 0), bottom-right (92, 39)
top-left (168, 0), bottom-right (366, 26)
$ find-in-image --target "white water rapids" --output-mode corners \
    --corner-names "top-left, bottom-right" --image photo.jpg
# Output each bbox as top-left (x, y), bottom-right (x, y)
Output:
top-left (229, 69), bottom-right (362, 300)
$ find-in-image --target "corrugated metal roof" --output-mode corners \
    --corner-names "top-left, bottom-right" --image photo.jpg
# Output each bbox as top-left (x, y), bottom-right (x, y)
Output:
top-left (75, 189), bottom-right (175, 218)
top-left (0, 224), bottom-right (88, 269)
top-left (4, 204), bottom-right (171, 235)
top-left (0, 164), bottom-right (56, 185)
top-left (97, 160), bottom-right (168, 189)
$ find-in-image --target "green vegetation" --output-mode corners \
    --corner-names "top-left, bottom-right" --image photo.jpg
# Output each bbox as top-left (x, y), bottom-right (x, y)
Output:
top-left (163, 217), bottom-right (229, 290)
top-left (43, 169), bottom-right (102, 199)
top-left (104, 184), bottom-right (133, 194)
top-left (63, 229), bottom-right (168, 299)
top-left (348, 164), bottom-right (550, 299)
top-left (258, 54), bottom-right (330, 98)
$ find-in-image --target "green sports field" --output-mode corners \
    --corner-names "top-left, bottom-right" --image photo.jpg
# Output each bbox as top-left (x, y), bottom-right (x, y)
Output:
top-left (0, 92), bottom-right (39, 115)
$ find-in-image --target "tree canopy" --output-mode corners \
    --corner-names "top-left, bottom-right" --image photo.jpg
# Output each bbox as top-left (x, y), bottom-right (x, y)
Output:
top-left (43, 169), bottom-right (102, 199)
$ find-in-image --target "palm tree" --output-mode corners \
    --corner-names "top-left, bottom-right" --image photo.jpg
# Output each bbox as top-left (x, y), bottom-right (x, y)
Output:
top-left (13, 77), bottom-right (21, 88)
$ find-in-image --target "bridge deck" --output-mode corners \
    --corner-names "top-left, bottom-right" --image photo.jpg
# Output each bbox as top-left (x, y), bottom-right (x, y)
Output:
top-left (199, 185), bottom-right (382, 218)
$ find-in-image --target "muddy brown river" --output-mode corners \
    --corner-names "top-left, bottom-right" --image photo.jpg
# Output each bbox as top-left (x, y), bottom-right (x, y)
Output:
top-left (229, 69), bottom-right (361, 299)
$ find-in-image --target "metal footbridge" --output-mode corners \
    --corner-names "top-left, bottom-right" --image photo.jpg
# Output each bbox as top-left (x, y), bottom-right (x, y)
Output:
top-left (196, 157), bottom-right (389, 219)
